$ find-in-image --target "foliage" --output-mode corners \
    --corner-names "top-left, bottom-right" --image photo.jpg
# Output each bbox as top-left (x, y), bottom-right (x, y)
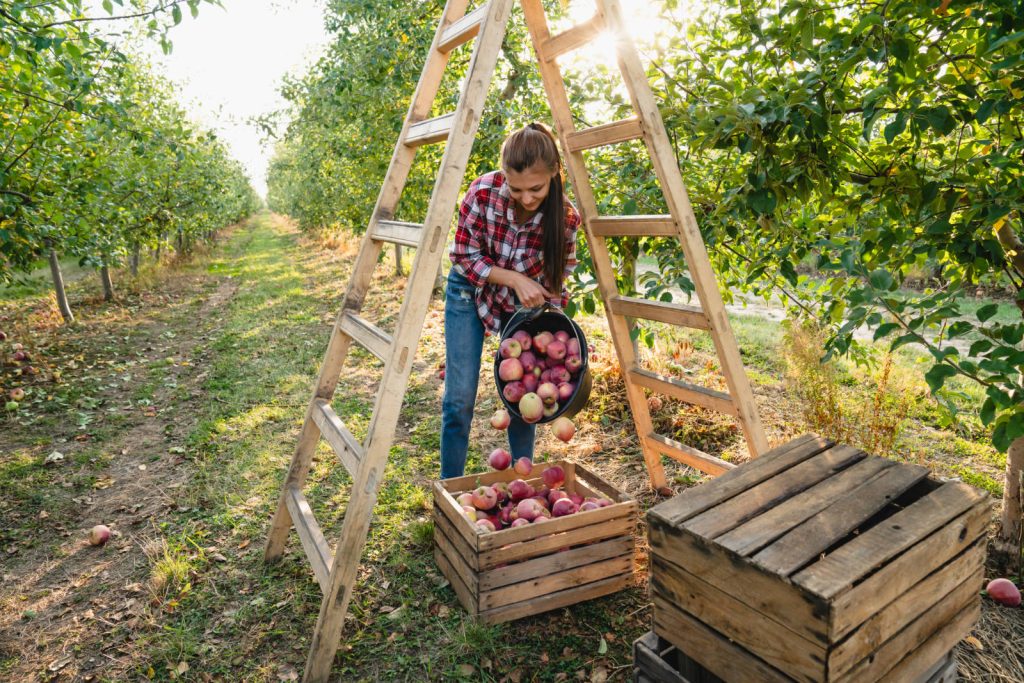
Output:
top-left (0, 0), bottom-right (260, 284)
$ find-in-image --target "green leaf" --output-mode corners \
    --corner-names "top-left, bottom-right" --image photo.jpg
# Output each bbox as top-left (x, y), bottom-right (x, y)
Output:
top-left (172, 5), bottom-right (183, 25)
top-left (868, 269), bottom-right (893, 290)
top-left (103, 0), bottom-right (113, 13)
top-left (975, 99), bottom-right (996, 124)
top-left (883, 113), bottom-right (906, 143)
top-left (890, 333), bottom-right (919, 351)
top-left (980, 398), bottom-right (996, 426)
top-left (924, 363), bottom-right (958, 393)
top-left (976, 304), bottom-right (999, 322)
top-left (780, 260), bottom-right (798, 286)
top-left (873, 322), bottom-right (900, 341)
top-left (747, 188), bottom-right (777, 215)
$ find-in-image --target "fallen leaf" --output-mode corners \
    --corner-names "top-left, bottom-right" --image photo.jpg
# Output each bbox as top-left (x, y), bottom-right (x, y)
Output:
top-left (44, 451), bottom-right (64, 465)
top-left (590, 666), bottom-right (608, 683)
top-left (210, 553), bottom-right (228, 563)
top-left (964, 635), bottom-right (984, 651)
top-left (597, 637), bottom-right (607, 655)
top-left (48, 656), bottom-right (72, 673)
top-left (175, 662), bottom-right (189, 675)
top-left (458, 664), bottom-right (475, 676)
top-left (237, 539), bottom-right (250, 550)
top-left (277, 664), bottom-right (299, 681)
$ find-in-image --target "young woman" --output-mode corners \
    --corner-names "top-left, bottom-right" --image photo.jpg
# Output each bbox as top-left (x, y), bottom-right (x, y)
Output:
top-left (441, 122), bottom-right (582, 479)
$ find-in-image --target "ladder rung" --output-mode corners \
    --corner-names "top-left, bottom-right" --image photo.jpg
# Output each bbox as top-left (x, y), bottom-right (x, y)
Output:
top-left (629, 367), bottom-right (737, 416)
top-left (608, 295), bottom-right (709, 330)
top-left (565, 117), bottom-right (643, 152)
top-left (284, 485), bottom-right (332, 592)
top-left (437, 4), bottom-right (489, 53)
top-left (339, 312), bottom-right (392, 362)
top-left (590, 215), bottom-right (677, 237)
top-left (405, 113), bottom-right (454, 147)
top-left (372, 220), bottom-right (424, 248)
top-left (540, 14), bottom-right (606, 61)
top-left (645, 432), bottom-right (736, 475)
top-left (312, 399), bottom-right (364, 476)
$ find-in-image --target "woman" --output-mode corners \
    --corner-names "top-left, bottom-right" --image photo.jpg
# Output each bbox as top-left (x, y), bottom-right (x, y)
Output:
top-left (441, 122), bottom-right (581, 479)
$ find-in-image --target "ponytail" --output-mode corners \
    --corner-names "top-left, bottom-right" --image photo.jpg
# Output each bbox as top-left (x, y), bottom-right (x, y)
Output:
top-left (501, 122), bottom-right (567, 295)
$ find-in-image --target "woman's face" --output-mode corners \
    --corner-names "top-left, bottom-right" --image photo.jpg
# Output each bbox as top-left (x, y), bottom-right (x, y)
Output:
top-left (505, 164), bottom-right (556, 213)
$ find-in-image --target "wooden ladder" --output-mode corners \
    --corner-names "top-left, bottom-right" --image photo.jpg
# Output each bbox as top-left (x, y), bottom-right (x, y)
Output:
top-left (265, 1), bottom-right (768, 680)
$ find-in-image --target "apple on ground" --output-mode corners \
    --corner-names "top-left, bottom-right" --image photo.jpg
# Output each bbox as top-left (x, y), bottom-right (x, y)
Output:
top-left (89, 524), bottom-right (111, 546)
top-left (986, 578), bottom-right (1021, 607)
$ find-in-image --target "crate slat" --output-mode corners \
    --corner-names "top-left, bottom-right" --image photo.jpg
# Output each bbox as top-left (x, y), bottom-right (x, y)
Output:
top-left (479, 515), bottom-right (635, 567)
top-left (716, 456), bottom-right (896, 557)
top-left (432, 501), bottom-right (480, 574)
top-left (793, 482), bottom-right (988, 599)
top-left (481, 554), bottom-right (632, 610)
top-left (478, 572), bottom-right (633, 624)
top-left (683, 444), bottom-right (866, 540)
top-left (479, 535), bottom-right (632, 591)
top-left (648, 435), bottom-right (831, 527)
top-left (751, 462), bottom-right (931, 575)
top-left (433, 544), bottom-right (476, 612)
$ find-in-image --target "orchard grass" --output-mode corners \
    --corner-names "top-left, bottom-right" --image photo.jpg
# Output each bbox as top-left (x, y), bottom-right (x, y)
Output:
top-left (0, 212), bottom-right (1016, 681)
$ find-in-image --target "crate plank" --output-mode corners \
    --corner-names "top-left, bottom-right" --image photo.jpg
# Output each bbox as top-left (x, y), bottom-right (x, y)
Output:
top-left (432, 481), bottom-right (480, 550)
top-left (652, 595), bottom-right (792, 683)
top-left (481, 554), bottom-right (632, 610)
top-left (794, 482), bottom-right (988, 599)
top-left (751, 462), bottom-right (931, 576)
top-left (716, 456), bottom-right (896, 557)
top-left (477, 500), bottom-right (635, 550)
top-left (479, 536), bottom-right (632, 591)
top-left (829, 540), bottom-right (984, 679)
top-left (684, 444), bottom-right (866, 540)
top-left (836, 578), bottom-right (978, 683)
top-left (634, 632), bottom-right (711, 683)
top-left (478, 572), bottom-right (632, 624)
top-left (479, 515), bottom-right (635, 567)
top-left (434, 545), bottom-right (477, 614)
top-left (576, 461), bottom-right (634, 501)
top-left (829, 500), bottom-right (989, 640)
top-left (433, 506), bottom-right (480, 576)
top-left (648, 434), bottom-right (831, 527)
top-left (649, 524), bottom-right (829, 647)
top-left (650, 555), bottom-right (825, 683)
top-left (916, 651), bottom-right (957, 683)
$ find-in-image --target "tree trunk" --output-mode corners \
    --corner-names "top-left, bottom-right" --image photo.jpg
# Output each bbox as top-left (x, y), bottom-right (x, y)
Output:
top-left (997, 435), bottom-right (1024, 568)
top-left (394, 244), bottom-right (404, 277)
top-left (176, 227), bottom-right (183, 254)
top-left (48, 247), bottom-right (74, 324)
top-left (130, 243), bottom-right (140, 277)
top-left (100, 264), bottom-right (115, 302)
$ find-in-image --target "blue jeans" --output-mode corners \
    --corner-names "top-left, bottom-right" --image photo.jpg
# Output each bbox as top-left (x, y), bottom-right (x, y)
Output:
top-left (440, 270), bottom-right (535, 479)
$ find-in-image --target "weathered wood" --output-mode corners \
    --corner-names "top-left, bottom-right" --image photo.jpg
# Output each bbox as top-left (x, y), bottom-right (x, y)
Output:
top-left (338, 312), bottom-right (392, 363)
top-left (589, 215), bottom-right (677, 237)
top-left (404, 112), bottom-right (455, 146)
top-left (432, 495), bottom-right (481, 573)
top-left (436, 3), bottom-right (488, 52)
top-left (829, 541), bottom-right (985, 679)
top-left (478, 515), bottom-right (635, 567)
top-left (564, 117), bottom-right (644, 151)
top-left (644, 433), bottom-right (736, 476)
top-left (751, 460), bottom-right (930, 575)
top-left (629, 368), bottom-right (734, 415)
top-left (478, 573), bottom-right (632, 624)
top-left (433, 545), bottom-right (477, 615)
top-left (652, 596), bottom-right (792, 683)
top-left (311, 399), bottom-right (363, 477)
top-left (651, 555), bottom-right (825, 683)
top-left (479, 536), bottom-right (633, 591)
top-left (372, 220), bottom-right (423, 248)
top-left (539, 13), bottom-right (605, 60)
top-left (610, 296), bottom-right (709, 330)
top-left (716, 456), bottom-right (897, 557)
top-left (284, 486), bottom-right (332, 593)
top-left (481, 554), bottom-right (632, 610)
top-left (793, 482), bottom-right (989, 599)
top-left (647, 434), bottom-right (831, 527)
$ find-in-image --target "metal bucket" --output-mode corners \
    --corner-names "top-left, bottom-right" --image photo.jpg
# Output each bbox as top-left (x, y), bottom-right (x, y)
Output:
top-left (493, 304), bottom-right (592, 424)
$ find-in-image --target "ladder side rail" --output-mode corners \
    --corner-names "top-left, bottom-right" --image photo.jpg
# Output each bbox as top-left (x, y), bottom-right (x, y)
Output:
top-left (596, 0), bottom-right (769, 457)
top-left (265, 0), bottom-right (475, 564)
top-left (519, 0), bottom-right (668, 490)
top-left (302, 2), bottom-right (517, 679)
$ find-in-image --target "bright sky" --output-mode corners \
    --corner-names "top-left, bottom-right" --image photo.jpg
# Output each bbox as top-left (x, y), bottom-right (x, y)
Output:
top-left (146, 0), bottom-right (330, 197)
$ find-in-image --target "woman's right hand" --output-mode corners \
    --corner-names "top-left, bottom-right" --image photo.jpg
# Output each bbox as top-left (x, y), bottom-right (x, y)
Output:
top-left (511, 272), bottom-right (553, 308)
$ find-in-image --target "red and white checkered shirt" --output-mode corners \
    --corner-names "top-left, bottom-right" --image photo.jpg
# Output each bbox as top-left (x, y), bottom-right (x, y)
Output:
top-left (450, 171), bottom-right (581, 334)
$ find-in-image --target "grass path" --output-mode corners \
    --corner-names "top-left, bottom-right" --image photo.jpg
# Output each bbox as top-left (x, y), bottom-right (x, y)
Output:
top-left (1, 213), bottom-right (1020, 681)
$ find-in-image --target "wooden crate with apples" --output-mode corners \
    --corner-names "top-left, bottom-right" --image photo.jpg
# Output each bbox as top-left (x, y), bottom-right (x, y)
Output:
top-left (433, 460), bottom-right (637, 624)
top-left (647, 434), bottom-right (989, 682)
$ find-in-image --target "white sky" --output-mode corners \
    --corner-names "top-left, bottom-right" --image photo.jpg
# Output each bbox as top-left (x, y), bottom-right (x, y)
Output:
top-left (146, 0), bottom-right (330, 197)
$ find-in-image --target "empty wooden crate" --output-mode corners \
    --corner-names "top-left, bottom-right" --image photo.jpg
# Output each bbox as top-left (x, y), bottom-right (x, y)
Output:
top-left (647, 434), bottom-right (989, 682)
top-left (433, 460), bottom-right (637, 624)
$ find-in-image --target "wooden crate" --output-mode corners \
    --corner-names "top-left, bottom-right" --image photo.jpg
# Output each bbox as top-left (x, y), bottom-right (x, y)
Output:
top-left (631, 632), bottom-right (958, 683)
top-left (433, 460), bottom-right (637, 624)
top-left (647, 434), bottom-right (989, 683)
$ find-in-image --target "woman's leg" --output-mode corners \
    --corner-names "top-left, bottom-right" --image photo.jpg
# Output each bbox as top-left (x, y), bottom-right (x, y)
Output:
top-left (507, 413), bottom-right (536, 462)
top-left (440, 273), bottom-right (484, 479)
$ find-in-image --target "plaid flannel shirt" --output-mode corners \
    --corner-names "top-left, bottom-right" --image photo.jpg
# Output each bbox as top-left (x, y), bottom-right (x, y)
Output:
top-left (450, 170), bottom-right (581, 334)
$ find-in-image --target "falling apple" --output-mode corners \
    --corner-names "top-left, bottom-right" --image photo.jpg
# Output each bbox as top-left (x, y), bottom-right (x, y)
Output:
top-left (488, 447), bottom-right (512, 470)
top-left (551, 416), bottom-right (576, 442)
top-left (490, 409), bottom-right (511, 431)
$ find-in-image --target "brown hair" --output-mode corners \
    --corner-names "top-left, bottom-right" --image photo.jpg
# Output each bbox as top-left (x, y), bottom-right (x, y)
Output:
top-left (500, 122), bottom-right (567, 295)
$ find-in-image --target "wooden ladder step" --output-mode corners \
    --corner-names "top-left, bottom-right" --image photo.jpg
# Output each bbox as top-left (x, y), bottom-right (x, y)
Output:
top-left (312, 399), bottom-right (364, 477)
top-left (338, 312), bottom-right (392, 362)
top-left (372, 220), bottom-right (424, 248)
top-left (608, 295), bottom-right (709, 330)
top-left (541, 14), bottom-right (606, 61)
top-left (565, 117), bottom-right (643, 152)
top-left (284, 485), bottom-right (332, 592)
top-left (405, 113), bottom-right (454, 147)
top-left (590, 215), bottom-right (676, 237)
top-left (437, 4), bottom-right (489, 53)
top-left (629, 367), bottom-right (737, 416)
top-left (645, 432), bottom-right (736, 476)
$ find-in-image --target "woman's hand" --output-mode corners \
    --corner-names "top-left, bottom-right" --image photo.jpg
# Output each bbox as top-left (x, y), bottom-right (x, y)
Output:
top-left (487, 267), bottom-right (553, 308)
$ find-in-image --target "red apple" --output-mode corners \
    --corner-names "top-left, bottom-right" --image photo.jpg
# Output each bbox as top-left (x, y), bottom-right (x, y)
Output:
top-left (492, 482), bottom-right (509, 504)
top-left (564, 355), bottom-right (582, 373)
top-left (542, 465), bottom-right (566, 489)
top-left (986, 578), bottom-right (1021, 607)
top-left (498, 357), bottom-right (524, 382)
top-left (579, 501), bottom-right (601, 512)
top-left (548, 489), bottom-right (568, 505)
top-left (537, 382), bottom-right (558, 407)
top-left (566, 338), bottom-right (580, 356)
top-left (557, 382), bottom-right (575, 402)
top-left (89, 524), bottom-right (111, 546)
top-left (508, 479), bottom-right (533, 501)
top-left (488, 448), bottom-right (512, 470)
top-left (456, 492), bottom-right (474, 507)
top-left (9, 388), bottom-right (25, 401)
top-left (515, 498), bottom-right (544, 522)
top-left (503, 381), bottom-right (527, 404)
top-left (551, 417), bottom-right (576, 443)
top-left (510, 517), bottom-right (531, 528)
top-left (476, 518), bottom-right (496, 533)
top-left (552, 498), bottom-right (578, 517)
top-left (513, 457), bottom-right (533, 476)
top-left (518, 392), bottom-right (544, 423)
top-left (490, 409), bottom-right (511, 431)
top-left (554, 330), bottom-right (570, 343)
top-left (548, 365), bottom-right (570, 385)
top-left (512, 330), bottom-right (532, 351)
top-left (499, 338), bottom-right (522, 359)
top-left (471, 485), bottom-right (498, 510)
top-left (518, 351), bottom-right (538, 373)
top-left (522, 374), bottom-right (538, 393)
top-left (12, 350), bottom-right (28, 362)
top-left (0, 331), bottom-right (6, 341)
top-left (532, 331), bottom-right (553, 355)
top-left (546, 340), bottom-right (566, 361)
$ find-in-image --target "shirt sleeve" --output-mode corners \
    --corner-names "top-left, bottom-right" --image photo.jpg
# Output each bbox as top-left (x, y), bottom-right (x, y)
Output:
top-left (450, 183), bottom-right (494, 288)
